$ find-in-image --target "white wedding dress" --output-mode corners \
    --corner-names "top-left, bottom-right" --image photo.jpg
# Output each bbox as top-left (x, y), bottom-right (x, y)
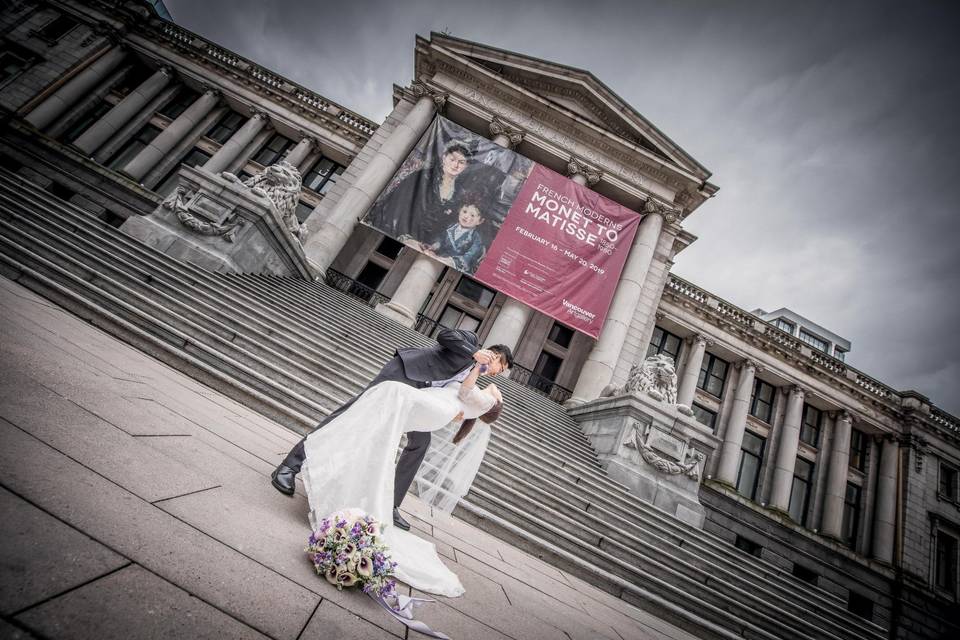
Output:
top-left (301, 380), bottom-right (495, 597)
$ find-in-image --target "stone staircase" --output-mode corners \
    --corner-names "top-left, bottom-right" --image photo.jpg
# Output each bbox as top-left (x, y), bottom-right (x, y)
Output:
top-left (0, 167), bottom-right (885, 640)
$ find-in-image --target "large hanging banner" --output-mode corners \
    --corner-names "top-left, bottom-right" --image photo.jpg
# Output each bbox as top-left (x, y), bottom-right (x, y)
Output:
top-left (362, 117), bottom-right (640, 339)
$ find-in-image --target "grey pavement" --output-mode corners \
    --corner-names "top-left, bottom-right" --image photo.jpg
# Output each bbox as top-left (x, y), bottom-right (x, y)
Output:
top-left (0, 275), bottom-right (700, 640)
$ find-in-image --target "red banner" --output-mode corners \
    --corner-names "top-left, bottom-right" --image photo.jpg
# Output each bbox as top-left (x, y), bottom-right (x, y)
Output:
top-left (473, 165), bottom-right (639, 338)
top-left (362, 117), bottom-right (640, 338)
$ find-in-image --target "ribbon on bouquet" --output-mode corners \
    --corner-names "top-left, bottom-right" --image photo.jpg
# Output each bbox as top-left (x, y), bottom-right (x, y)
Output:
top-left (370, 593), bottom-right (451, 639)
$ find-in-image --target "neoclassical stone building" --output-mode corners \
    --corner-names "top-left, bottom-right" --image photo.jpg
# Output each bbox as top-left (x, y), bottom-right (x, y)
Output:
top-left (1, 1), bottom-right (957, 637)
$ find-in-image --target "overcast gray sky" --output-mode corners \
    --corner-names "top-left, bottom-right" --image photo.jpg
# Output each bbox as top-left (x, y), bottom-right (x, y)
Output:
top-left (164, 0), bottom-right (960, 415)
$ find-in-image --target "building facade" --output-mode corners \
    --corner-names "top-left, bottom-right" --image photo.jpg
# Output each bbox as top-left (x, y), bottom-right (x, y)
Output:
top-left (1, 1), bottom-right (957, 636)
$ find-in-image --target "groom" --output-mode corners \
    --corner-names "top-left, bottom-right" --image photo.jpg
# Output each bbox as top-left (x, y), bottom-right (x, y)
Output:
top-left (271, 327), bottom-right (513, 530)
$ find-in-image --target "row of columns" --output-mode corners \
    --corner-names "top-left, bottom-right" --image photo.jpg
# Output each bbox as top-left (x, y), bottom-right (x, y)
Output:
top-left (676, 335), bottom-right (900, 562)
top-left (28, 44), bottom-right (321, 187)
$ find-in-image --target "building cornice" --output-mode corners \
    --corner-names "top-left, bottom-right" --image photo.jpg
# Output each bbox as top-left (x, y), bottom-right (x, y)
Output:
top-left (661, 274), bottom-right (960, 443)
top-left (418, 45), bottom-right (716, 216)
top-left (130, 20), bottom-right (378, 145)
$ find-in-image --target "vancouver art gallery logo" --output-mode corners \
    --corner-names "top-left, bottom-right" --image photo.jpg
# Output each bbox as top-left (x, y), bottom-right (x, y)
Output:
top-left (363, 117), bottom-right (639, 338)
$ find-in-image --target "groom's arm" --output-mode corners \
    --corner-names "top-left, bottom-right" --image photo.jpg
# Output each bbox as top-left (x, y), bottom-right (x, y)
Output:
top-left (436, 328), bottom-right (480, 360)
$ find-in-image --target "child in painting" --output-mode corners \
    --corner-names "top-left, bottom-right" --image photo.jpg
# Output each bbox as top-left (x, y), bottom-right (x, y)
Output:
top-left (421, 201), bottom-right (488, 273)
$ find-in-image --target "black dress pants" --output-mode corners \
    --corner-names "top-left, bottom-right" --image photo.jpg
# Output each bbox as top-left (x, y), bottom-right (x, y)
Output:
top-left (279, 356), bottom-right (432, 508)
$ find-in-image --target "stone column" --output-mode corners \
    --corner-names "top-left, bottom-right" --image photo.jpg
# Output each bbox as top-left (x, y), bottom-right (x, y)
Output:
top-left (303, 82), bottom-right (447, 275)
top-left (769, 386), bottom-right (806, 512)
top-left (122, 87), bottom-right (220, 182)
top-left (283, 135), bottom-right (316, 170)
top-left (482, 117), bottom-right (530, 350)
top-left (715, 360), bottom-right (759, 486)
top-left (872, 435), bottom-right (899, 564)
top-left (676, 334), bottom-right (708, 407)
top-left (25, 46), bottom-right (127, 131)
top-left (375, 253), bottom-right (444, 326)
top-left (568, 198), bottom-right (672, 404)
top-left (820, 411), bottom-right (853, 540)
top-left (73, 66), bottom-right (173, 155)
top-left (203, 111), bottom-right (268, 175)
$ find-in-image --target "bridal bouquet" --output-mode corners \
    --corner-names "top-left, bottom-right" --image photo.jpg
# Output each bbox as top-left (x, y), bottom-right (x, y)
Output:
top-left (306, 509), bottom-right (397, 597)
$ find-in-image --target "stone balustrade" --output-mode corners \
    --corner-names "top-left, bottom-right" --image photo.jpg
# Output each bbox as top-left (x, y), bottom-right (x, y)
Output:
top-left (662, 274), bottom-right (957, 439)
top-left (153, 22), bottom-right (377, 139)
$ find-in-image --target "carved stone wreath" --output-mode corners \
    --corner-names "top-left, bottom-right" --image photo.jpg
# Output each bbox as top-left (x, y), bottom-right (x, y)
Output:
top-left (161, 187), bottom-right (244, 242)
top-left (623, 424), bottom-right (704, 480)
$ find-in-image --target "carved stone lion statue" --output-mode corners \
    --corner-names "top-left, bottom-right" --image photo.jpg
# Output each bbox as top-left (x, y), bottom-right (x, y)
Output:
top-left (224, 160), bottom-right (304, 241)
top-left (601, 355), bottom-right (680, 404)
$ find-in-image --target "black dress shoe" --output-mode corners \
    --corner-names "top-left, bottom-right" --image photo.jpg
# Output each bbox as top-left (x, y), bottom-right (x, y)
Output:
top-left (393, 507), bottom-right (411, 531)
top-left (271, 464), bottom-right (296, 496)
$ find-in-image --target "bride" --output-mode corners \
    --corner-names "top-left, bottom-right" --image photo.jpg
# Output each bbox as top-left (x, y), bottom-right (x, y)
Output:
top-left (301, 362), bottom-right (502, 597)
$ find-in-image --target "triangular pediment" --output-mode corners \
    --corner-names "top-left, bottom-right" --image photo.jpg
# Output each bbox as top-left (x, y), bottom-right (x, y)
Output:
top-left (421, 34), bottom-right (710, 181)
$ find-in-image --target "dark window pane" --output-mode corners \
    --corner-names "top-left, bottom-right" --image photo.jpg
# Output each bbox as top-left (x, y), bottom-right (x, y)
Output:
top-left (691, 404), bottom-right (717, 431)
top-left (295, 199), bottom-right (313, 223)
top-left (799, 329), bottom-right (828, 353)
top-left (734, 535), bottom-right (762, 557)
top-left (792, 564), bottom-right (818, 585)
top-left (842, 482), bottom-right (861, 547)
top-left (454, 277), bottom-right (495, 308)
top-left (155, 147), bottom-right (211, 196)
top-left (317, 165), bottom-right (344, 195)
top-left (698, 353), bottom-right (728, 398)
top-left (0, 50), bottom-right (31, 84)
top-left (303, 157), bottom-right (345, 192)
top-left (206, 111), bottom-right (245, 144)
top-left (355, 262), bottom-right (387, 292)
top-left (736, 431), bottom-right (765, 501)
top-left (941, 465), bottom-right (958, 500)
top-left (37, 15), bottom-right (77, 41)
top-left (547, 323), bottom-right (574, 348)
top-left (252, 133), bottom-right (293, 166)
top-left (375, 236), bottom-right (403, 260)
top-left (849, 429), bottom-right (867, 471)
top-left (936, 531), bottom-right (958, 594)
top-left (61, 100), bottom-right (112, 143)
top-left (107, 124), bottom-right (161, 170)
top-left (533, 351), bottom-right (562, 383)
top-left (788, 458), bottom-right (814, 526)
top-left (774, 318), bottom-right (795, 333)
top-left (646, 326), bottom-right (682, 363)
top-left (847, 592), bottom-right (874, 620)
top-left (800, 405), bottom-right (822, 447)
top-left (157, 87), bottom-right (198, 119)
top-left (749, 379), bottom-right (775, 423)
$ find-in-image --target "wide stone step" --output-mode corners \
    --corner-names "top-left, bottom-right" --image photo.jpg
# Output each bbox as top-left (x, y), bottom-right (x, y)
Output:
top-left (472, 460), bottom-right (879, 640)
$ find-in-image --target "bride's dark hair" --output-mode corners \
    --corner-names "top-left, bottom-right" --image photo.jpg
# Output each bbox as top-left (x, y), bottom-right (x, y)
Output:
top-left (453, 400), bottom-right (502, 444)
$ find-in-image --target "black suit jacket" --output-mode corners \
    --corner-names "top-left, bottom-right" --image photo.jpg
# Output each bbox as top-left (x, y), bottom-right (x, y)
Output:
top-left (395, 328), bottom-right (479, 383)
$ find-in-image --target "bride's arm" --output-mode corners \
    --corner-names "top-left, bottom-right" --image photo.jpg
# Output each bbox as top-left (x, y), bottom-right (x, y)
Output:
top-left (457, 364), bottom-right (481, 400)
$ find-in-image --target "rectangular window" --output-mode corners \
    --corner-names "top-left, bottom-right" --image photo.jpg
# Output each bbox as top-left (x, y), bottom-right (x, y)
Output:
top-left (941, 464), bottom-right (958, 501)
top-left (252, 133), bottom-right (293, 166)
top-left (454, 277), bottom-right (495, 308)
top-left (691, 403), bottom-right (717, 432)
top-left (799, 404), bottom-right (822, 447)
top-left (375, 236), bottom-right (404, 260)
top-left (154, 147), bottom-right (211, 196)
top-left (60, 100), bottom-right (112, 143)
top-left (749, 379), bottom-right (775, 424)
top-left (697, 353), bottom-right (728, 398)
top-left (935, 530), bottom-right (958, 594)
top-left (849, 429), bottom-right (868, 471)
top-left (774, 318), bottom-right (795, 334)
top-left (35, 14), bottom-right (78, 42)
top-left (834, 348), bottom-right (847, 362)
top-left (303, 156), bottom-right (345, 194)
top-left (533, 351), bottom-right (563, 383)
top-left (799, 329), bottom-right (829, 353)
top-left (107, 124), bottom-right (161, 171)
top-left (206, 111), bottom-right (245, 144)
top-left (0, 50), bottom-right (31, 85)
top-left (842, 482), bottom-right (861, 547)
top-left (645, 326), bottom-right (682, 364)
top-left (157, 87), bottom-right (199, 120)
top-left (736, 431), bottom-right (765, 501)
top-left (788, 457), bottom-right (814, 526)
top-left (547, 323), bottom-right (574, 348)
top-left (734, 535), bottom-right (763, 557)
top-left (294, 199), bottom-right (313, 224)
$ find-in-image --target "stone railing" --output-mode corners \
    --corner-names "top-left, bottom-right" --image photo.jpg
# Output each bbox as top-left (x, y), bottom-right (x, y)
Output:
top-left (152, 22), bottom-right (378, 139)
top-left (662, 274), bottom-right (957, 436)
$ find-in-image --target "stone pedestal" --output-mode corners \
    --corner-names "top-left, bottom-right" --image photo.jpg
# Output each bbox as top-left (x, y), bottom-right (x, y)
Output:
top-left (569, 392), bottom-right (719, 527)
top-left (120, 164), bottom-right (313, 279)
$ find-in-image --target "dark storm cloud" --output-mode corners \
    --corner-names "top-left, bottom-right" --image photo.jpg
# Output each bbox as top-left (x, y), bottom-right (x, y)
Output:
top-left (164, 0), bottom-right (960, 413)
